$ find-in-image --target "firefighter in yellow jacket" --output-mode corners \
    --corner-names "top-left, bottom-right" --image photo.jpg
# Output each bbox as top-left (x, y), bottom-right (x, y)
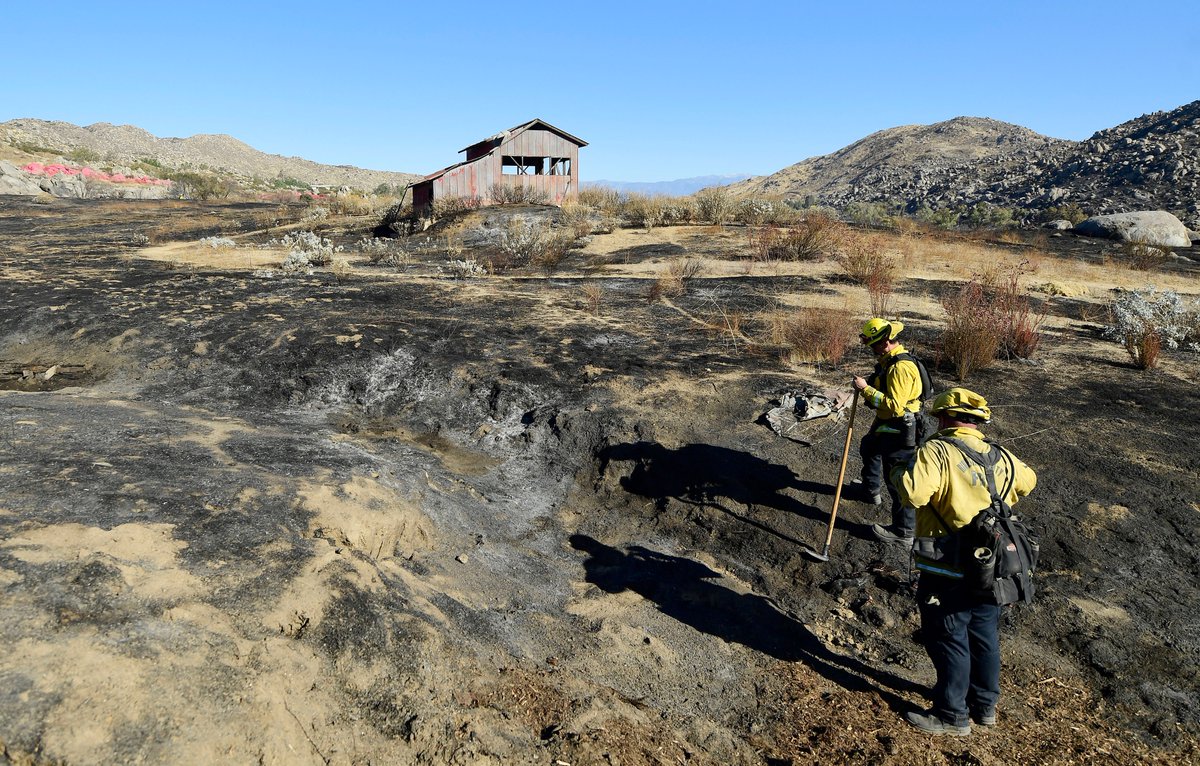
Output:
top-left (851, 318), bottom-right (929, 544)
top-left (892, 387), bottom-right (1037, 736)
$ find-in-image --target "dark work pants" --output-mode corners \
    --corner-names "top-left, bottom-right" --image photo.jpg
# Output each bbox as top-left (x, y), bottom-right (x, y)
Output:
top-left (859, 427), bottom-right (915, 532)
top-left (918, 586), bottom-right (1002, 726)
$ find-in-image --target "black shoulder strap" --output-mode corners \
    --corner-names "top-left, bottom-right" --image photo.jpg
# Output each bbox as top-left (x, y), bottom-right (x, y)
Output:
top-left (891, 352), bottom-right (932, 402)
top-left (934, 435), bottom-right (1016, 517)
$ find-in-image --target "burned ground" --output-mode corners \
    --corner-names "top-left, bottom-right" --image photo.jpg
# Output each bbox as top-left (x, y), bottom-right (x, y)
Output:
top-left (0, 197), bottom-right (1197, 765)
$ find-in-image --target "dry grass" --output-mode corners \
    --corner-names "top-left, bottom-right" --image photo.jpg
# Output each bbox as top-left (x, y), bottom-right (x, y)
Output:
top-left (770, 306), bottom-right (857, 366)
top-left (580, 283), bottom-right (604, 315)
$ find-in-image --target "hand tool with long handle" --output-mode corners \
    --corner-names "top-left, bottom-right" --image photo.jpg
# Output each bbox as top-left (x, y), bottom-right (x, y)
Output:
top-left (802, 389), bottom-right (859, 563)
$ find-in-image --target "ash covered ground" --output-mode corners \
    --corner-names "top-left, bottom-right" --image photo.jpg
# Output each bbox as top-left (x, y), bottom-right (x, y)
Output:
top-left (0, 198), bottom-right (1197, 765)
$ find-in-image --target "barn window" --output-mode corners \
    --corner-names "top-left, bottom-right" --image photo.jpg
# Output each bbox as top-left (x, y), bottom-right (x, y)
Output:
top-left (548, 158), bottom-right (571, 176)
top-left (502, 156), bottom-right (546, 175)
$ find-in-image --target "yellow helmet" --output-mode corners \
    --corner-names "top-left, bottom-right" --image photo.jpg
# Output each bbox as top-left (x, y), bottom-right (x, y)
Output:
top-left (860, 318), bottom-right (904, 345)
top-left (930, 387), bottom-right (992, 423)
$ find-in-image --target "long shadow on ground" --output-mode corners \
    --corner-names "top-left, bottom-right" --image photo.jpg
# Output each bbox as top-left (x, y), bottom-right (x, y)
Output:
top-left (570, 535), bottom-right (923, 711)
top-left (597, 441), bottom-right (875, 543)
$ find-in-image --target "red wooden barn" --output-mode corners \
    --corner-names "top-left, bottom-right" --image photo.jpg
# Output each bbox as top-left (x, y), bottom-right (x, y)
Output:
top-left (410, 119), bottom-right (586, 210)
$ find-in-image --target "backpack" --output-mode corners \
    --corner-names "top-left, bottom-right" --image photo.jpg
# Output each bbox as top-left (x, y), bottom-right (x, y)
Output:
top-left (913, 436), bottom-right (1040, 606)
top-left (875, 352), bottom-right (935, 444)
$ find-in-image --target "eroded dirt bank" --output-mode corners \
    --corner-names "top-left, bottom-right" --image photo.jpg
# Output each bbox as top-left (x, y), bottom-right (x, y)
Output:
top-left (0, 198), bottom-right (1197, 765)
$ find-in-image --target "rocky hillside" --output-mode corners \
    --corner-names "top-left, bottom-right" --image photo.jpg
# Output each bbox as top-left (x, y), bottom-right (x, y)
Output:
top-left (731, 101), bottom-right (1200, 227)
top-left (729, 117), bottom-right (1072, 208)
top-left (1, 118), bottom-right (421, 191)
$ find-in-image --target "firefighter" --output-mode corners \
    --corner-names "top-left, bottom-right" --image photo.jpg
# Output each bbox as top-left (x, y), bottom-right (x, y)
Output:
top-left (850, 317), bottom-right (929, 544)
top-left (892, 387), bottom-right (1037, 735)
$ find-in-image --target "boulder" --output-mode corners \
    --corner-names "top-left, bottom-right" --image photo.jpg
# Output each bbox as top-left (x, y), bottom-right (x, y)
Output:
top-left (1074, 210), bottom-right (1192, 248)
top-left (0, 160), bottom-right (44, 196)
top-left (1043, 219), bottom-right (1074, 230)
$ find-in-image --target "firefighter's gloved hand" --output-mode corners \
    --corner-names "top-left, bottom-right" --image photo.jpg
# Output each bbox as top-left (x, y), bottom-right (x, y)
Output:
top-left (852, 376), bottom-right (868, 392)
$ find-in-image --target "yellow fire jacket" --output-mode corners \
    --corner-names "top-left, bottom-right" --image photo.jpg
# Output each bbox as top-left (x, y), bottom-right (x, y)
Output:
top-left (893, 427), bottom-right (1038, 538)
top-left (862, 344), bottom-right (922, 433)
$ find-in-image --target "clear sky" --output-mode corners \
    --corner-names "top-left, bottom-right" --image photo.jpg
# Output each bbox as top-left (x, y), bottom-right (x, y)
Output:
top-left (3, 1), bottom-right (1197, 182)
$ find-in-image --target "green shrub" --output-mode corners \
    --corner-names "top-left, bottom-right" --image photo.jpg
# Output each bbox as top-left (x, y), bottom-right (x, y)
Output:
top-left (915, 204), bottom-right (960, 229)
top-left (66, 146), bottom-right (101, 164)
top-left (843, 201), bottom-right (899, 227)
top-left (1038, 203), bottom-right (1088, 225)
top-left (963, 203), bottom-right (1016, 229)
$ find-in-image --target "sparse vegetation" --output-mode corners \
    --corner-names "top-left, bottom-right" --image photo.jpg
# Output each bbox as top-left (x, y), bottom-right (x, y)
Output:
top-left (488, 183), bottom-right (549, 205)
top-left (1104, 287), bottom-right (1200, 369)
top-left (940, 277), bottom-right (1004, 380)
top-left (65, 146), bottom-right (101, 164)
top-left (695, 188), bottom-right (733, 225)
top-left (276, 230), bottom-right (342, 273)
top-left (1119, 239), bottom-right (1170, 271)
top-left (649, 257), bottom-right (703, 301)
top-left (771, 306), bottom-right (856, 366)
top-left (836, 230), bottom-right (896, 284)
top-left (1038, 203), bottom-right (1088, 225)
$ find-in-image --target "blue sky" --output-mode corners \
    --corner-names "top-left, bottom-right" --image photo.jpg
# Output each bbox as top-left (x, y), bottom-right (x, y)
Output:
top-left (3, 1), bottom-right (1197, 181)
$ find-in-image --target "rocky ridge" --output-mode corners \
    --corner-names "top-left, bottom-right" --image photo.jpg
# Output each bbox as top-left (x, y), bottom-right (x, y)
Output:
top-left (1, 118), bottom-right (421, 192)
top-left (731, 101), bottom-right (1200, 228)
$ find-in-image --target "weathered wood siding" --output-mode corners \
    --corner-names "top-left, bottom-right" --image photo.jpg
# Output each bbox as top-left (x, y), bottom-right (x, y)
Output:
top-left (494, 128), bottom-right (580, 203)
top-left (432, 157), bottom-right (494, 201)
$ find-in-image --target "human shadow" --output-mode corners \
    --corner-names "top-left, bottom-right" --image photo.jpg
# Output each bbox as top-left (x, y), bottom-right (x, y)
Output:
top-left (597, 441), bottom-right (875, 543)
top-left (570, 534), bottom-right (923, 710)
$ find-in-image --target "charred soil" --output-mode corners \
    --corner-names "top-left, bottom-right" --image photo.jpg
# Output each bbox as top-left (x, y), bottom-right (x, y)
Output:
top-left (0, 198), bottom-right (1197, 765)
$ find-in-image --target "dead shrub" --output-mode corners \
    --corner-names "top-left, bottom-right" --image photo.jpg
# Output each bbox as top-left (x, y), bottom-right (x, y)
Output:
top-left (837, 230), bottom-right (897, 284)
top-left (695, 188), bottom-right (733, 225)
top-left (649, 257), bottom-right (703, 300)
top-left (939, 279), bottom-right (1003, 380)
top-left (704, 298), bottom-right (749, 354)
top-left (489, 183), bottom-right (549, 205)
top-left (431, 194), bottom-right (482, 219)
top-left (747, 225), bottom-right (780, 263)
top-left (577, 186), bottom-right (623, 213)
top-left (1120, 239), bottom-right (1169, 271)
top-left (581, 284), bottom-right (604, 315)
top-left (623, 193), bottom-right (666, 229)
top-left (772, 307), bottom-right (856, 366)
top-left (866, 273), bottom-right (893, 317)
top-left (559, 202), bottom-right (596, 238)
top-left (1127, 331), bottom-right (1162, 370)
top-left (988, 263), bottom-right (1045, 359)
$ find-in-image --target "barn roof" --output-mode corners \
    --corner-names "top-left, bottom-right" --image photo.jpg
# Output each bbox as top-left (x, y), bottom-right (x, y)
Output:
top-left (458, 118), bottom-right (587, 154)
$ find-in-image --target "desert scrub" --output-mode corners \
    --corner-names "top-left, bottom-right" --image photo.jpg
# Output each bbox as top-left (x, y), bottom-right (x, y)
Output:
top-left (836, 230), bottom-right (895, 283)
top-left (493, 218), bottom-right (572, 271)
top-left (431, 194), bottom-right (482, 218)
top-left (443, 258), bottom-right (486, 278)
top-left (770, 307), bottom-right (856, 366)
top-left (489, 183), bottom-right (549, 205)
top-left (559, 202), bottom-right (597, 238)
top-left (695, 188), bottom-right (733, 225)
top-left (734, 198), bottom-right (795, 226)
top-left (577, 187), bottom-right (623, 214)
top-left (357, 236), bottom-right (408, 267)
top-left (776, 213), bottom-right (845, 261)
top-left (843, 201), bottom-right (900, 228)
top-left (276, 230), bottom-right (342, 273)
top-left (649, 257), bottom-right (703, 301)
top-left (623, 193), bottom-right (666, 229)
top-left (1118, 239), bottom-right (1170, 271)
top-left (962, 203), bottom-right (1017, 230)
top-left (198, 236), bottom-right (237, 250)
top-left (939, 264), bottom-right (1048, 380)
top-left (1104, 287), bottom-right (1200, 369)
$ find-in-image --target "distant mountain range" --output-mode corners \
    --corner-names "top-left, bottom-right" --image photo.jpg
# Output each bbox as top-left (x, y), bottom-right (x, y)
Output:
top-left (584, 175), bottom-right (751, 197)
top-left (0, 119), bottom-right (422, 191)
top-left (728, 100), bottom-right (1200, 227)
